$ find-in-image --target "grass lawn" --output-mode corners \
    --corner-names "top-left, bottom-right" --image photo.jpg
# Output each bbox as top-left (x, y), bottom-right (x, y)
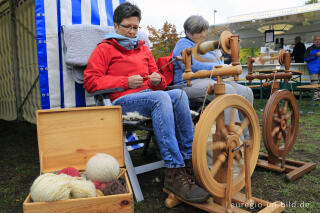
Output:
top-left (0, 97), bottom-right (319, 213)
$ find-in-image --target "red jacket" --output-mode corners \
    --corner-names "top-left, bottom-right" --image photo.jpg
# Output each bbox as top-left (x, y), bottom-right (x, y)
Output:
top-left (84, 39), bottom-right (167, 101)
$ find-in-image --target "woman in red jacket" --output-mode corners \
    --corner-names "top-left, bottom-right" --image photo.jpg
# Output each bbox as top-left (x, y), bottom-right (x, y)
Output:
top-left (83, 2), bottom-right (209, 203)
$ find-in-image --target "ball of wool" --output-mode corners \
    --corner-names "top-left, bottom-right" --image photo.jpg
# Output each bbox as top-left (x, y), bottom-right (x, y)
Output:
top-left (30, 173), bottom-right (72, 202)
top-left (85, 153), bottom-right (120, 182)
top-left (57, 167), bottom-right (80, 177)
top-left (70, 177), bottom-right (96, 198)
top-left (102, 179), bottom-right (128, 196)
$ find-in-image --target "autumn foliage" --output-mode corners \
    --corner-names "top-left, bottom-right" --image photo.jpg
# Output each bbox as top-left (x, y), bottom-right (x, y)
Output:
top-left (147, 21), bottom-right (181, 60)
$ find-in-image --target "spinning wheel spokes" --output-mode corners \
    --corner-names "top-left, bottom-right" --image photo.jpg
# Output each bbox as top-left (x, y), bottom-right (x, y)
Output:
top-left (193, 95), bottom-right (260, 198)
top-left (230, 108), bottom-right (236, 125)
top-left (262, 90), bottom-right (299, 157)
top-left (207, 141), bottom-right (226, 151)
top-left (285, 111), bottom-right (292, 119)
top-left (271, 126), bottom-right (280, 137)
top-left (235, 151), bottom-right (243, 164)
top-left (273, 115), bottom-right (281, 123)
top-left (282, 100), bottom-right (288, 114)
top-left (236, 117), bottom-right (250, 136)
top-left (275, 104), bottom-right (281, 117)
top-left (216, 113), bottom-right (228, 138)
top-left (210, 153), bottom-right (227, 177)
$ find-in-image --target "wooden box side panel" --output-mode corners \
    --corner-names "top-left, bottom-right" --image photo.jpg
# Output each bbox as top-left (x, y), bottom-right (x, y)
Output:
top-left (36, 106), bottom-right (124, 172)
top-left (23, 194), bottom-right (133, 213)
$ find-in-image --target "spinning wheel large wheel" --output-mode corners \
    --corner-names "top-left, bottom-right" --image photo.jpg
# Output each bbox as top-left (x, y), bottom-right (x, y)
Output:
top-left (192, 94), bottom-right (260, 198)
top-left (262, 90), bottom-right (299, 157)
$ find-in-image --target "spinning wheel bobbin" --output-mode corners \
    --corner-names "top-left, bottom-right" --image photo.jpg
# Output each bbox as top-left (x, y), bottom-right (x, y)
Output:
top-left (192, 31), bottom-right (233, 63)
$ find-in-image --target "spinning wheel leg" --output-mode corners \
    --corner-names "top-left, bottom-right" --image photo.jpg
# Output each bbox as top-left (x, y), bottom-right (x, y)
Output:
top-left (163, 188), bottom-right (181, 208)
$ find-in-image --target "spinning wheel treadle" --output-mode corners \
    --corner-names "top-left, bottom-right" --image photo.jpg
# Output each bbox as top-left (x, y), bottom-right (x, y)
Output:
top-left (192, 94), bottom-right (260, 198)
top-left (262, 90), bottom-right (299, 157)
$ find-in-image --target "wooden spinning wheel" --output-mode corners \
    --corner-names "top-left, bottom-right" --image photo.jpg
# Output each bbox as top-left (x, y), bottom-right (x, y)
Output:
top-left (192, 94), bottom-right (260, 198)
top-left (246, 53), bottom-right (316, 181)
top-left (164, 31), bottom-right (285, 212)
top-left (262, 90), bottom-right (299, 158)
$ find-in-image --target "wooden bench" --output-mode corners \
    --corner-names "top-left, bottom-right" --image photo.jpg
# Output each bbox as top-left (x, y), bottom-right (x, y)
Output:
top-left (297, 84), bottom-right (320, 113)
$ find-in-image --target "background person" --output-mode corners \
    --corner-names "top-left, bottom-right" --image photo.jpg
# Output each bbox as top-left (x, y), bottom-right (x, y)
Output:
top-left (172, 15), bottom-right (253, 105)
top-left (305, 35), bottom-right (320, 100)
top-left (292, 36), bottom-right (306, 63)
top-left (172, 15), bottom-right (253, 165)
top-left (83, 2), bottom-right (209, 203)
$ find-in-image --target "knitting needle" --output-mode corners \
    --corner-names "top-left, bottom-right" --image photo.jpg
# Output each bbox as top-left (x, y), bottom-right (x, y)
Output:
top-left (116, 166), bottom-right (129, 179)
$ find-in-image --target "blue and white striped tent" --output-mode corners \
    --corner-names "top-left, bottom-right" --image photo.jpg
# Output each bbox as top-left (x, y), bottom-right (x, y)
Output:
top-left (37, 0), bottom-right (126, 109)
top-left (0, 0), bottom-right (126, 123)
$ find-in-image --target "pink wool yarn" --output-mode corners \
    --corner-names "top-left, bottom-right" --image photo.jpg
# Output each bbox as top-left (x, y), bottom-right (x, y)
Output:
top-left (57, 167), bottom-right (81, 177)
top-left (93, 181), bottom-right (106, 190)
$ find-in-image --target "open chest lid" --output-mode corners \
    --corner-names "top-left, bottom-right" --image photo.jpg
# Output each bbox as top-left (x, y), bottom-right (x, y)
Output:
top-left (36, 106), bottom-right (124, 173)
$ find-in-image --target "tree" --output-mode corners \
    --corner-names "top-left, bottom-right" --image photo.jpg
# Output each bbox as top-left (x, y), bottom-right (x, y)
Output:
top-left (239, 48), bottom-right (260, 64)
top-left (147, 21), bottom-right (181, 61)
top-left (305, 0), bottom-right (318, 4)
top-left (303, 0), bottom-right (318, 25)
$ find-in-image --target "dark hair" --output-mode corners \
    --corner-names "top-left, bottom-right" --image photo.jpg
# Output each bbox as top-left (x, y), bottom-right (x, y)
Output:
top-left (113, 2), bottom-right (141, 25)
top-left (184, 15), bottom-right (209, 34)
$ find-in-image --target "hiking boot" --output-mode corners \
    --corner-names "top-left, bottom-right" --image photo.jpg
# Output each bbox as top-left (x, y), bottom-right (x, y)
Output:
top-left (184, 158), bottom-right (194, 177)
top-left (164, 167), bottom-right (210, 203)
top-left (185, 158), bottom-right (193, 168)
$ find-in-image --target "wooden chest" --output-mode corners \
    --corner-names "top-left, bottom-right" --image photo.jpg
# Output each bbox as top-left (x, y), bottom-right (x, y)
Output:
top-left (23, 106), bottom-right (133, 213)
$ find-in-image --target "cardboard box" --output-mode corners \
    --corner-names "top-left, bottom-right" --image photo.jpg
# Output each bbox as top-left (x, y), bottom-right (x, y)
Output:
top-left (23, 106), bottom-right (133, 213)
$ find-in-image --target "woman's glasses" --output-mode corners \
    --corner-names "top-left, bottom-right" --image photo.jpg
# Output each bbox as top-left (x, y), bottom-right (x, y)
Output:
top-left (119, 24), bottom-right (141, 31)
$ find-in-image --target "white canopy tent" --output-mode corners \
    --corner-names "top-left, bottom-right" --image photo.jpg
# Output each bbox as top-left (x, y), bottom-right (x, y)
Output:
top-left (0, 0), bottom-right (125, 123)
top-left (208, 3), bottom-right (320, 84)
top-left (210, 4), bottom-right (320, 48)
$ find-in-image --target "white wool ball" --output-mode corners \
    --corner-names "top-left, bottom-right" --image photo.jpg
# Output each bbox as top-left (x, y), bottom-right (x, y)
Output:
top-left (70, 177), bottom-right (96, 198)
top-left (85, 153), bottom-right (120, 182)
top-left (30, 173), bottom-right (72, 202)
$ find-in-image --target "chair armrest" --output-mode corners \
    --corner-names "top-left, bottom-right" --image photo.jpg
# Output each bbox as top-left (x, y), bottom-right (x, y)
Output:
top-left (88, 88), bottom-right (124, 96)
top-left (89, 88), bottom-right (124, 106)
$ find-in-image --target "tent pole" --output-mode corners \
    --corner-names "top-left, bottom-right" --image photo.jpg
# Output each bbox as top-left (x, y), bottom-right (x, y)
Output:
top-left (18, 75), bottom-right (39, 114)
top-left (9, 0), bottom-right (22, 121)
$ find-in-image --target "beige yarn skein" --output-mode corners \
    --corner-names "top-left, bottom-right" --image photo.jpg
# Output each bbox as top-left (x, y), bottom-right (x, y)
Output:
top-left (70, 177), bottom-right (96, 198)
top-left (85, 153), bottom-right (120, 182)
top-left (30, 173), bottom-right (72, 202)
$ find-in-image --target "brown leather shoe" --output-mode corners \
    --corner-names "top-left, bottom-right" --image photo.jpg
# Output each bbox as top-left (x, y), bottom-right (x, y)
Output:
top-left (184, 158), bottom-right (195, 179)
top-left (164, 167), bottom-right (210, 203)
